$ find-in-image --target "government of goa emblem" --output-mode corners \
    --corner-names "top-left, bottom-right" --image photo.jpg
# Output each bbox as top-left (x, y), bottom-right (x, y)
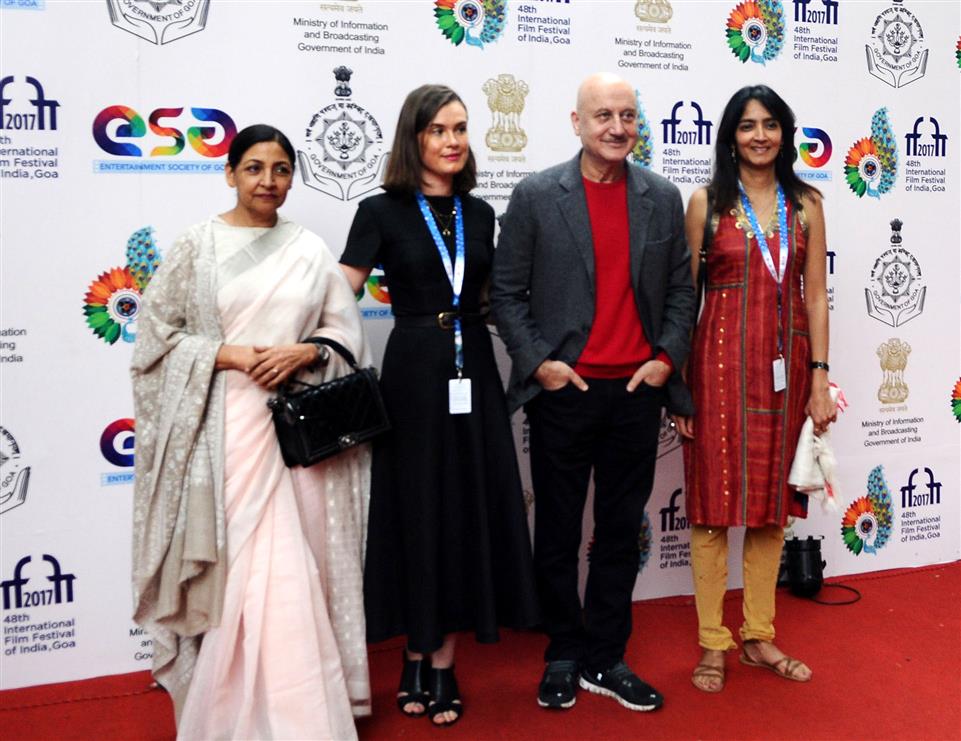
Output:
top-left (106, 0), bottom-right (211, 46)
top-left (298, 67), bottom-right (387, 202)
top-left (865, 219), bottom-right (925, 328)
top-left (0, 427), bottom-right (30, 516)
top-left (635, 0), bottom-right (673, 24)
top-left (482, 74), bottom-right (529, 153)
top-left (866, 0), bottom-right (928, 88)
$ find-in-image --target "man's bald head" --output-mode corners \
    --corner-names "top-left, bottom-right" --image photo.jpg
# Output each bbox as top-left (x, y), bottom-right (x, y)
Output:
top-left (571, 72), bottom-right (638, 180)
top-left (575, 73), bottom-right (634, 117)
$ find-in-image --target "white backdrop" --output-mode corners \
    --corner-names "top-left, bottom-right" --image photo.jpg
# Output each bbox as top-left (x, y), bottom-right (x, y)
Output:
top-left (1, 0), bottom-right (958, 690)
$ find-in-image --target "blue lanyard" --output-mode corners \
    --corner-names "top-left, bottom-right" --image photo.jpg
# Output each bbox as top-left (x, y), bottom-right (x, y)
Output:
top-left (738, 181), bottom-right (789, 356)
top-left (416, 191), bottom-right (466, 375)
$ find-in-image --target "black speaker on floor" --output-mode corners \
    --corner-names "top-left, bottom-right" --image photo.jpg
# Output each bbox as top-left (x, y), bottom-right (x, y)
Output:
top-left (783, 536), bottom-right (825, 598)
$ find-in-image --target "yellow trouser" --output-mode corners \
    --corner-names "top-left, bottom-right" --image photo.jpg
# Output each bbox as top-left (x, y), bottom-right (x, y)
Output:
top-left (690, 524), bottom-right (784, 651)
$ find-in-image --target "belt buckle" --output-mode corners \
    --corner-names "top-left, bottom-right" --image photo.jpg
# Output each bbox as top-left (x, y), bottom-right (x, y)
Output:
top-left (437, 311), bottom-right (456, 329)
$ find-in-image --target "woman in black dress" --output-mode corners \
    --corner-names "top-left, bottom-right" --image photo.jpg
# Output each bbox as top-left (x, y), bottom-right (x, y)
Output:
top-left (339, 84), bottom-right (538, 726)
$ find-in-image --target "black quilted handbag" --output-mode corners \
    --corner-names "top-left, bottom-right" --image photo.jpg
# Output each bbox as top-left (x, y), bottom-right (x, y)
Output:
top-left (267, 337), bottom-right (390, 466)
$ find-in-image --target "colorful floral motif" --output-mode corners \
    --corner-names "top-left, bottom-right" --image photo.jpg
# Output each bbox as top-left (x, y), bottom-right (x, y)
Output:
top-left (433, 0), bottom-right (507, 48)
top-left (841, 466), bottom-right (893, 555)
top-left (83, 227), bottom-right (163, 345)
top-left (631, 93), bottom-right (654, 168)
top-left (83, 267), bottom-right (142, 345)
top-left (638, 512), bottom-right (652, 572)
top-left (845, 108), bottom-right (897, 199)
top-left (726, 0), bottom-right (784, 64)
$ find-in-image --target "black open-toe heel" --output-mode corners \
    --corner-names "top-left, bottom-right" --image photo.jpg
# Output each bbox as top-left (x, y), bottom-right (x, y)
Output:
top-left (397, 653), bottom-right (430, 717)
top-left (427, 666), bottom-right (463, 726)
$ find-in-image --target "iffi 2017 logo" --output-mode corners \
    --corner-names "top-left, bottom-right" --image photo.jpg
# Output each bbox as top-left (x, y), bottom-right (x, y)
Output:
top-left (904, 117), bottom-right (947, 159)
top-left (901, 468), bottom-right (941, 509)
top-left (1, 555), bottom-right (76, 610)
top-left (661, 101), bottom-right (712, 146)
top-left (841, 465), bottom-right (893, 556)
top-left (106, 0), bottom-right (211, 45)
top-left (83, 227), bottom-right (162, 345)
top-left (792, 0), bottom-right (837, 25)
top-left (1, 427), bottom-right (30, 516)
top-left (845, 108), bottom-right (897, 199)
top-left (866, 0), bottom-right (928, 88)
top-left (433, 0), bottom-right (507, 48)
top-left (0, 76), bottom-right (59, 132)
top-left (726, 0), bottom-right (784, 64)
top-left (298, 67), bottom-right (386, 202)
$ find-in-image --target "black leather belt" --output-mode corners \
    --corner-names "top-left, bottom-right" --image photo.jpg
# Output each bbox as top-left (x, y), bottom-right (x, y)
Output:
top-left (393, 311), bottom-right (488, 329)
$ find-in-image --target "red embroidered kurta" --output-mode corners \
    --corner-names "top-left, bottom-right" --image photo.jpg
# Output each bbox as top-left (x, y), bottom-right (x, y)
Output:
top-left (684, 204), bottom-right (811, 527)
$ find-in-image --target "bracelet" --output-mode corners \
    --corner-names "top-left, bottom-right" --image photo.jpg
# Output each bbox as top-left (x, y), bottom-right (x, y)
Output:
top-left (809, 361), bottom-right (829, 372)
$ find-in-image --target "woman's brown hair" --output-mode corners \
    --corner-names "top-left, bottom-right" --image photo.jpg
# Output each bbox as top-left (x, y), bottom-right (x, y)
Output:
top-left (383, 84), bottom-right (477, 194)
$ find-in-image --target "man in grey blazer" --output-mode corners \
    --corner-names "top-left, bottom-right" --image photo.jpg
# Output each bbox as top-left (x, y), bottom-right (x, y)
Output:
top-left (491, 73), bottom-right (695, 713)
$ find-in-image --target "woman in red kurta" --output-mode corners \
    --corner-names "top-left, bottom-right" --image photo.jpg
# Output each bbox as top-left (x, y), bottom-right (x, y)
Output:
top-left (675, 86), bottom-right (836, 692)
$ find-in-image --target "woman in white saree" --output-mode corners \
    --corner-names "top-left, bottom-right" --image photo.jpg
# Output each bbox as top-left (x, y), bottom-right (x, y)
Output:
top-left (131, 125), bottom-right (371, 740)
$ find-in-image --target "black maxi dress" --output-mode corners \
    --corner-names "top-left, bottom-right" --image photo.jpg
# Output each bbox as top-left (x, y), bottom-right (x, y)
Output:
top-left (341, 191), bottom-right (539, 653)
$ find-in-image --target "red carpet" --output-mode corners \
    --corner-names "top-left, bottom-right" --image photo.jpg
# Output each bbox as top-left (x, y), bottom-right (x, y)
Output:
top-left (2, 562), bottom-right (958, 741)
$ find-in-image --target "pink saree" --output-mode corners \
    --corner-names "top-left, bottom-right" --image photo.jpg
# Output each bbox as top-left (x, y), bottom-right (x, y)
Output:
top-left (173, 219), bottom-right (371, 740)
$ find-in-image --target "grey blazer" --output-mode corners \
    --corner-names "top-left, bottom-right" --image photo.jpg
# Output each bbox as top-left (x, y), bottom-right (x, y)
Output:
top-left (490, 152), bottom-right (696, 415)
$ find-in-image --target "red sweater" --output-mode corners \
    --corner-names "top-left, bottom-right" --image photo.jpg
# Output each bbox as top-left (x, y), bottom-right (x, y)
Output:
top-left (574, 176), bottom-right (670, 379)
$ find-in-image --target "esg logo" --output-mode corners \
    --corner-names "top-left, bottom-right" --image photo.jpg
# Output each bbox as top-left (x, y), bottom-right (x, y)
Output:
top-left (796, 127), bottom-right (832, 167)
top-left (100, 419), bottom-right (134, 467)
top-left (92, 106), bottom-right (236, 157)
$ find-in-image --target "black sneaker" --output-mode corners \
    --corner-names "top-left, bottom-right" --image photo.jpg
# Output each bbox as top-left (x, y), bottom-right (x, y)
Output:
top-left (537, 660), bottom-right (579, 709)
top-left (578, 661), bottom-right (663, 712)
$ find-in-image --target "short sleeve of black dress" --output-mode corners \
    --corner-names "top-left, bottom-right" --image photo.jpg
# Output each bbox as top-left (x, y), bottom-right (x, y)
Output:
top-left (341, 196), bottom-right (383, 268)
top-left (340, 192), bottom-right (495, 316)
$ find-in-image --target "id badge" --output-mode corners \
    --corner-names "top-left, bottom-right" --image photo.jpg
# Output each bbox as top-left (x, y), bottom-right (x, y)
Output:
top-left (772, 357), bottom-right (787, 392)
top-left (449, 378), bottom-right (472, 414)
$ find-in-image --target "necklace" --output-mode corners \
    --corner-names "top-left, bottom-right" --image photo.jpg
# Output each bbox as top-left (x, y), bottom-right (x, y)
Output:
top-left (735, 188), bottom-right (777, 237)
top-left (427, 200), bottom-right (457, 237)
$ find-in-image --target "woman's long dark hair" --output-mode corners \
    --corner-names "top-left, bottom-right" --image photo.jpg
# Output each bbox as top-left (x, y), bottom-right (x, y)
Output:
top-left (383, 84), bottom-right (477, 195)
top-left (708, 85), bottom-right (818, 212)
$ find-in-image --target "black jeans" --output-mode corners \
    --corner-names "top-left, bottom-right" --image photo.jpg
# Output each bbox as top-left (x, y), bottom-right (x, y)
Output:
top-left (526, 378), bottom-right (662, 672)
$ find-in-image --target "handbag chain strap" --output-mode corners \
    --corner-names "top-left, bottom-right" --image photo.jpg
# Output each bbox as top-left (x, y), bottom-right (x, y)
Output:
top-left (278, 337), bottom-right (361, 393)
